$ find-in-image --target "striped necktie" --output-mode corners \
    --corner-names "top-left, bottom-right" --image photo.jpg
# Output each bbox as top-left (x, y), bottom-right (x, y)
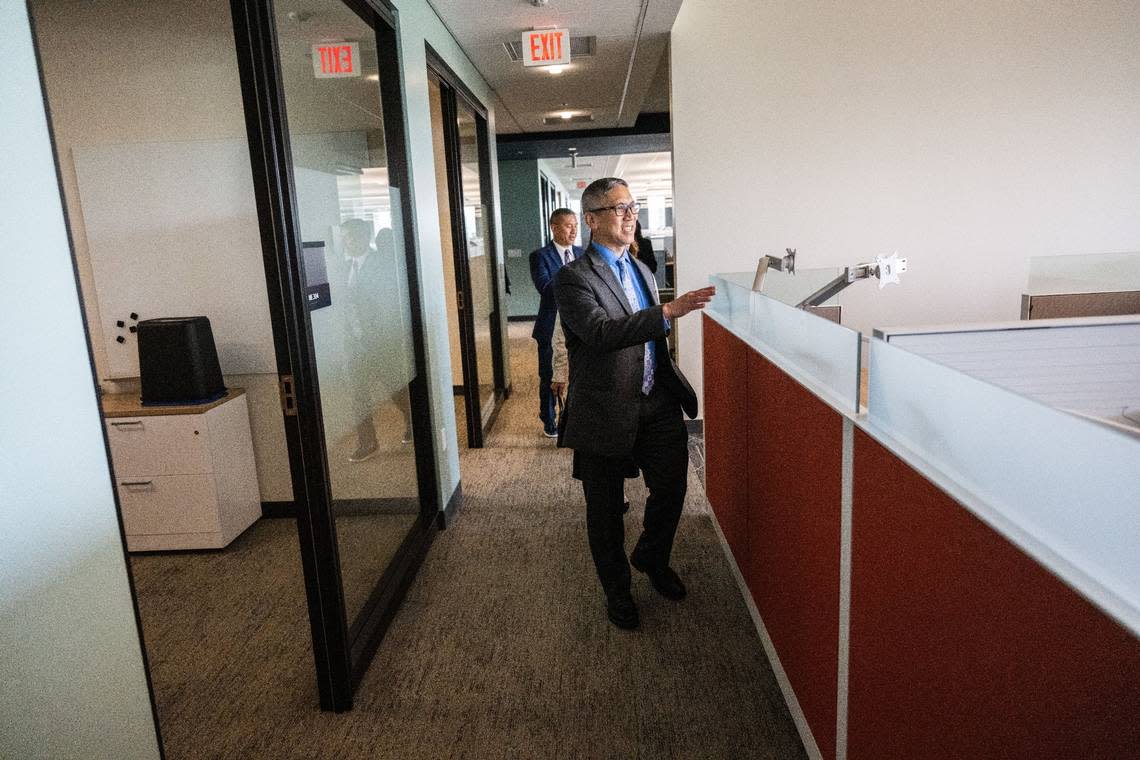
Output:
top-left (617, 257), bottom-right (655, 395)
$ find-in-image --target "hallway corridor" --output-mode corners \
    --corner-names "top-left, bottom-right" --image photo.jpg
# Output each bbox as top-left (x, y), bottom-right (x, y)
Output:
top-left (132, 323), bottom-right (805, 759)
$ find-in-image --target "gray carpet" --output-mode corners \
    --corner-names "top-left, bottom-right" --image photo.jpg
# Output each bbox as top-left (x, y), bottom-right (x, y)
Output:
top-left (129, 321), bottom-right (806, 759)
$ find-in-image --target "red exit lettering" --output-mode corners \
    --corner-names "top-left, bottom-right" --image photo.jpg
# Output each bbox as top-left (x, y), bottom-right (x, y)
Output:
top-left (525, 30), bottom-right (566, 64)
top-left (312, 42), bottom-right (361, 78)
top-left (319, 45), bottom-right (354, 74)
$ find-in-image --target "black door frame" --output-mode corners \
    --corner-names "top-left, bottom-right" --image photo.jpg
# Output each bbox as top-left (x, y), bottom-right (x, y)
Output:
top-left (230, 0), bottom-right (438, 712)
top-left (427, 45), bottom-right (507, 448)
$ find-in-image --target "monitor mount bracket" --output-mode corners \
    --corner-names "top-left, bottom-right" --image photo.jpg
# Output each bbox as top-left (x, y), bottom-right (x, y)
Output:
top-left (751, 248), bottom-right (797, 291)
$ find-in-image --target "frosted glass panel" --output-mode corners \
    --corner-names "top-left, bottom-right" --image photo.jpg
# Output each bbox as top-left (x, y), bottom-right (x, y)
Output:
top-left (866, 339), bottom-right (1140, 635)
top-left (707, 273), bottom-right (861, 412)
top-left (1026, 251), bottom-right (1140, 295)
top-left (719, 267), bottom-right (844, 307)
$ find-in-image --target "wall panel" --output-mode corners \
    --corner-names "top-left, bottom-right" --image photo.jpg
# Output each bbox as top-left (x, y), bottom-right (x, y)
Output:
top-left (745, 351), bottom-right (843, 759)
top-left (701, 316), bottom-right (751, 564)
top-left (849, 429), bottom-right (1140, 759)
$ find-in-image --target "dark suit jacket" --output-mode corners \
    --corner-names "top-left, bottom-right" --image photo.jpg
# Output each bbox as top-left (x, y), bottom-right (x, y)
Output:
top-left (329, 247), bottom-right (410, 392)
top-left (554, 244), bottom-right (698, 457)
top-left (529, 241), bottom-right (583, 342)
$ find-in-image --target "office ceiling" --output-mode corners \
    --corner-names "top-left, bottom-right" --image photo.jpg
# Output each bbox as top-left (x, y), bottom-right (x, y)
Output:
top-left (425, 0), bottom-right (681, 133)
top-left (542, 151), bottom-right (672, 201)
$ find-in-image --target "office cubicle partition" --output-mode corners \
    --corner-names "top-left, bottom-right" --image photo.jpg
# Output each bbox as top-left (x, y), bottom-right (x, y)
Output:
top-left (703, 275), bottom-right (1140, 760)
top-left (704, 274), bottom-right (861, 759)
top-left (1021, 251), bottom-right (1140, 319)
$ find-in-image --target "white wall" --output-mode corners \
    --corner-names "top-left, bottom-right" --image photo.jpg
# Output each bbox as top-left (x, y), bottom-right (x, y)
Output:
top-left (31, 0), bottom-right (292, 501)
top-left (394, 0), bottom-right (511, 501)
top-left (0, 5), bottom-right (160, 758)
top-left (671, 0), bottom-right (1140, 406)
top-left (32, 0), bottom-right (510, 509)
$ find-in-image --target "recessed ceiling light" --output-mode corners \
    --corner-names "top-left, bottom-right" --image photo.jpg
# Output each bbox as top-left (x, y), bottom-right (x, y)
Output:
top-left (365, 74), bottom-right (379, 82)
top-left (546, 65), bottom-right (566, 75)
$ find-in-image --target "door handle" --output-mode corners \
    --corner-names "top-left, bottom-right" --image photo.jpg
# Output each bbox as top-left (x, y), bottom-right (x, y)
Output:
top-left (279, 374), bottom-right (297, 417)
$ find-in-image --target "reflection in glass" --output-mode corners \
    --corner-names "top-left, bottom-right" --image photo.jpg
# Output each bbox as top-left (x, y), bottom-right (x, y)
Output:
top-left (456, 102), bottom-right (497, 421)
top-left (274, 0), bottom-right (419, 628)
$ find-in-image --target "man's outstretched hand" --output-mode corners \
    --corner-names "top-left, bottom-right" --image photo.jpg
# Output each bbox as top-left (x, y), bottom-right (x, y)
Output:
top-left (662, 286), bottom-right (716, 320)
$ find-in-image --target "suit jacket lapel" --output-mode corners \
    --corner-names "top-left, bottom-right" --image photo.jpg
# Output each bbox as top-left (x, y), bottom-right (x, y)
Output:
top-left (545, 242), bottom-right (561, 270)
top-left (587, 244), bottom-right (633, 316)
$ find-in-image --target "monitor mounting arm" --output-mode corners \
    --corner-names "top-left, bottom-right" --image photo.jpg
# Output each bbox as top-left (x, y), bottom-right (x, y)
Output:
top-left (795, 254), bottom-right (908, 309)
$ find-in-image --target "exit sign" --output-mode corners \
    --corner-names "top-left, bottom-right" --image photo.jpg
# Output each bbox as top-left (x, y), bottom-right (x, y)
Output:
top-left (522, 29), bottom-right (570, 67)
top-left (312, 42), bottom-right (360, 78)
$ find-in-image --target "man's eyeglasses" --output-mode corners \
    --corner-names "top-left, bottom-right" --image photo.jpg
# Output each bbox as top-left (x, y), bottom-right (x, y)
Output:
top-left (587, 202), bottom-right (640, 217)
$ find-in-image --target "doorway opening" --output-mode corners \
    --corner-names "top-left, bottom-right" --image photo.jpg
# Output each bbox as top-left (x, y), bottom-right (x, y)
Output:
top-left (427, 52), bottom-right (508, 449)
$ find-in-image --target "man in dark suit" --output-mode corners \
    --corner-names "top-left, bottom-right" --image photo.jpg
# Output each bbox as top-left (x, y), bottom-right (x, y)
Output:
top-left (529, 208), bottom-right (583, 437)
top-left (554, 177), bottom-right (715, 630)
top-left (338, 219), bottom-right (412, 462)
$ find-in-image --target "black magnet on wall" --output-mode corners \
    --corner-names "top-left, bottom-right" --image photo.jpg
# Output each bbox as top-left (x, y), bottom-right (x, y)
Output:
top-left (129, 325), bottom-right (137, 333)
top-left (116, 320), bottom-right (125, 327)
top-left (129, 312), bottom-right (139, 320)
top-left (116, 335), bottom-right (126, 343)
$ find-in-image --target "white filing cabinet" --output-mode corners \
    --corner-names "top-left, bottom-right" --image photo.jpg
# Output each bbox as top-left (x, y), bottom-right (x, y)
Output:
top-left (103, 389), bottom-right (261, 551)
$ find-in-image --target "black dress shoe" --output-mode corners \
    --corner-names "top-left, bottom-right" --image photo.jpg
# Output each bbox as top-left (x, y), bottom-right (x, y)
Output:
top-left (629, 552), bottom-right (687, 601)
top-left (606, 591), bottom-right (639, 630)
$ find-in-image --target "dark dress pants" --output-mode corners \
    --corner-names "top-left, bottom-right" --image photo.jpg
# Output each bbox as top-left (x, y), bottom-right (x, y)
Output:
top-left (536, 337), bottom-right (556, 432)
top-left (578, 385), bottom-right (689, 598)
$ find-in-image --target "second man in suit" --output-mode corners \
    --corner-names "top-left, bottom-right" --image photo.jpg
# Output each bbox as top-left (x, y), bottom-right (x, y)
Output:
top-left (529, 208), bottom-right (583, 437)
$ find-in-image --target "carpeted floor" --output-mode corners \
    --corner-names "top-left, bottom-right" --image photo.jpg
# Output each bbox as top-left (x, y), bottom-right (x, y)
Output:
top-left (129, 321), bottom-right (806, 759)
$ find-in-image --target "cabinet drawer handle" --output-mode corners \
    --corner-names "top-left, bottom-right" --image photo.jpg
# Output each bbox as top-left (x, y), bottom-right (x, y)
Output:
top-left (121, 480), bottom-right (154, 487)
top-left (110, 420), bottom-right (144, 427)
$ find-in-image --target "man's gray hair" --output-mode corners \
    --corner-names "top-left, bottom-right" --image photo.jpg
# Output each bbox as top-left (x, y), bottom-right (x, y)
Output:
top-left (581, 177), bottom-right (628, 214)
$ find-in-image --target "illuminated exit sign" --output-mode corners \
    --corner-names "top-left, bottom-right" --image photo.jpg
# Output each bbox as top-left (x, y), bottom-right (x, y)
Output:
top-left (312, 42), bottom-right (360, 78)
top-left (522, 28), bottom-right (570, 67)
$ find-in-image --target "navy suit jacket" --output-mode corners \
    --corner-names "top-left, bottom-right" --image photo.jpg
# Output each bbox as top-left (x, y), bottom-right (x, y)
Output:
top-left (529, 241), bottom-right (583, 342)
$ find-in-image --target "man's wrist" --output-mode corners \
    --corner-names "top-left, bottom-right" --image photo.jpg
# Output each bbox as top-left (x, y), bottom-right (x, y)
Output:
top-left (662, 302), bottom-right (672, 320)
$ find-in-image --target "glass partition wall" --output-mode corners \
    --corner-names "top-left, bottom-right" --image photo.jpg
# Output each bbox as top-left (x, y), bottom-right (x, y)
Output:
top-left (232, 0), bottom-right (437, 711)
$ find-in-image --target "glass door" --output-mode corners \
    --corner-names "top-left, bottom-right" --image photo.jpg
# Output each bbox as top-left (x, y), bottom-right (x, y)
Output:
top-left (427, 58), bottom-right (506, 447)
top-left (232, 0), bottom-right (436, 711)
top-left (455, 101), bottom-right (498, 428)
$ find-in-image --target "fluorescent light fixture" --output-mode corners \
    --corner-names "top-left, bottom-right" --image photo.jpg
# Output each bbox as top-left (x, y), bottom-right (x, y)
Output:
top-left (560, 111), bottom-right (573, 120)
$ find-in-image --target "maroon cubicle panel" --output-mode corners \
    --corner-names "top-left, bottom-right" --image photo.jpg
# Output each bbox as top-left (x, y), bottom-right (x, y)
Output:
top-left (744, 351), bottom-right (844, 760)
top-left (850, 428), bottom-right (1140, 759)
top-left (702, 315), bottom-right (751, 565)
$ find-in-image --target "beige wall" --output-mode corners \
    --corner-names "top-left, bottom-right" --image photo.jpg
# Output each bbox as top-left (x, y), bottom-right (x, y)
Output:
top-left (672, 0), bottom-right (1140, 408)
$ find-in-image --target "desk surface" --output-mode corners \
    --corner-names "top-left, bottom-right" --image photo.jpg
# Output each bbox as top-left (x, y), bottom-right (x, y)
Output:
top-left (101, 388), bottom-right (245, 418)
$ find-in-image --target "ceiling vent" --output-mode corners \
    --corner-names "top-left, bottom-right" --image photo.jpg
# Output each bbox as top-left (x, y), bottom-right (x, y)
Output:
top-left (543, 114), bottom-right (594, 125)
top-left (504, 35), bottom-right (596, 62)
